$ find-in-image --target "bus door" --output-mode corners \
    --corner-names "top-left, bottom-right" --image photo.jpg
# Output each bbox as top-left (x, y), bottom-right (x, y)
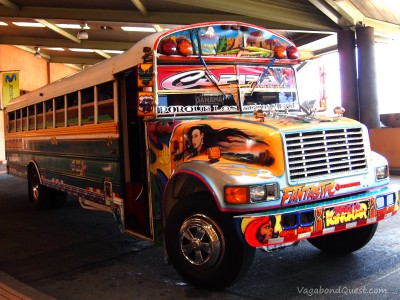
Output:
top-left (119, 69), bottom-right (152, 238)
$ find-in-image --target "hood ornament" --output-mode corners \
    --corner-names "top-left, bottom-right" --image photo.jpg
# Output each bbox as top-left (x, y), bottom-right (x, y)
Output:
top-left (299, 100), bottom-right (317, 116)
top-left (253, 108), bottom-right (267, 122)
top-left (334, 106), bottom-right (345, 118)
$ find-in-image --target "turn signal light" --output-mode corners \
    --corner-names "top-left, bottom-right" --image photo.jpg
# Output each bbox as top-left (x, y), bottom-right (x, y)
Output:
top-left (225, 186), bottom-right (249, 204)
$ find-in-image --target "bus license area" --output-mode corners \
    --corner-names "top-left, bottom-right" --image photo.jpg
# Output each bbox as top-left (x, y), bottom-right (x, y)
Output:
top-left (323, 201), bottom-right (369, 227)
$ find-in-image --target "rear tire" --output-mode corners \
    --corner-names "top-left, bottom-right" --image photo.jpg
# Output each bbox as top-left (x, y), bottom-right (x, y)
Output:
top-left (308, 223), bottom-right (378, 254)
top-left (165, 193), bottom-right (255, 289)
top-left (51, 189), bottom-right (67, 209)
top-left (28, 167), bottom-right (51, 210)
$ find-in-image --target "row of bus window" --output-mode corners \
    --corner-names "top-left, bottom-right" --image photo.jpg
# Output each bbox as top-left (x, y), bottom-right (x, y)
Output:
top-left (8, 81), bottom-right (115, 133)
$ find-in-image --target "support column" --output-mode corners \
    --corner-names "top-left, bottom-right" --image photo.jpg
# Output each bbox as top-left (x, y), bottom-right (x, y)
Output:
top-left (357, 26), bottom-right (380, 129)
top-left (337, 29), bottom-right (359, 120)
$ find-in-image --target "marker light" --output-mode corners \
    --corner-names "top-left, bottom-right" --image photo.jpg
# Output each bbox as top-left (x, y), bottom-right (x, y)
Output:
top-left (286, 46), bottom-right (299, 59)
top-left (177, 39), bottom-right (193, 56)
top-left (274, 45), bottom-right (287, 59)
top-left (207, 147), bottom-right (221, 161)
top-left (160, 38), bottom-right (177, 55)
top-left (376, 165), bottom-right (388, 181)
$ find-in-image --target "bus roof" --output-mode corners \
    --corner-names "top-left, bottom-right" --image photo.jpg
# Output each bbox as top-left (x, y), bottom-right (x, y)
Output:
top-left (6, 21), bottom-right (299, 111)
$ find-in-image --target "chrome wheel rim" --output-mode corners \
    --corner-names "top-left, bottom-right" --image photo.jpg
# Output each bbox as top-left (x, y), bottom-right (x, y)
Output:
top-left (179, 214), bottom-right (223, 267)
top-left (31, 173), bottom-right (40, 202)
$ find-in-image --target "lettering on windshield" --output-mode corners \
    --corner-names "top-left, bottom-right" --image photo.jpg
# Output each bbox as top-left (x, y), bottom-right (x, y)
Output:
top-left (160, 70), bottom-right (283, 90)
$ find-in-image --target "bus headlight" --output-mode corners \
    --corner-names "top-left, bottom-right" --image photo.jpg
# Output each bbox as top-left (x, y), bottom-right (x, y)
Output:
top-left (376, 165), bottom-right (388, 181)
top-left (250, 183), bottom-right (279, 202)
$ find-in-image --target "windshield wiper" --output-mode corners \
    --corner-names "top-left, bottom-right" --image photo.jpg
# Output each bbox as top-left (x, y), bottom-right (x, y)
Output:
top-left (250, 58), bottom-right (276, 96)
top-left (199, 55), bottom-right (225, 97)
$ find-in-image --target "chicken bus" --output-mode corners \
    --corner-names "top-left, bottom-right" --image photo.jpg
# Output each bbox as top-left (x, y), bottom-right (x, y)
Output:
top-left (4, 21), bottom-right (399, 289)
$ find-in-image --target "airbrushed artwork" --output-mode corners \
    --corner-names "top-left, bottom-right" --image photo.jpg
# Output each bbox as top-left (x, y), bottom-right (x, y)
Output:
top-left (158, 24), bottom-right (296, 58)
top-left (4, 21), bottom-right (399, 289)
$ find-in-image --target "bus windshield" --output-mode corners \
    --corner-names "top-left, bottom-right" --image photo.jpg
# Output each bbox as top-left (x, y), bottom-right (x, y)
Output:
top-left (156, 65), bottom-right (299, 116)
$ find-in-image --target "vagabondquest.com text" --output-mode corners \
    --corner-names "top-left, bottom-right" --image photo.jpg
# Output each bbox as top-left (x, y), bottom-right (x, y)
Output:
top-left (297, 286), bottom-right (387, 297)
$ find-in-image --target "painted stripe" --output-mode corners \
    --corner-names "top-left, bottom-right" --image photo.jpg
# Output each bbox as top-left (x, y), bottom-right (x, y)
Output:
top-left (0, 282), bottom-right (32, 300)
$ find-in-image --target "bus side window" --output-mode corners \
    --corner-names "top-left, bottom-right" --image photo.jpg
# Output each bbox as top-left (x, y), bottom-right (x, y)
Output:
top-left (81, 87), bottom-right (94, 125)
top-left (97, 81), bottom-right (114, 123)
top-left (28, 105), bottom-right (35, 130)
top-left (8, 111), bottom-right (16, 133)
top-left (45, 100), bottom-right (54, 129)
top-left (67, 92), bottom-right (79, 126)
top-left (16, 109), bottom-right (21, 132)
top-left (22, 107), bottom-right (28, 131)
top-left (36, 103), bottom-right (44, 130)
top-left (55, 96), bottom-right (66, 128)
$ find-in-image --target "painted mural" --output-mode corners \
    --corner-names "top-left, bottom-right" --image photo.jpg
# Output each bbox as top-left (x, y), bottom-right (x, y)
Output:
top-left (157, 24), bottom-right (295, 58)
top-left (240, 194), bottom-right (398, 248)
top-left (170, 122), bottom-right (276, 169)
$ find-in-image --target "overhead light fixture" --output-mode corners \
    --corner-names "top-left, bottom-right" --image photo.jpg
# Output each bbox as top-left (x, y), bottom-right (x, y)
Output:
top-left (56, 24), bottom-right (81, 29)
top-left (77, 23), bottom-right (89, 40)
top-left (121, 26), bottom-right (156, 32)
top-left (44, 47), bottom-right (65, 51)
top-left (0, 21), bottom-right (8, 26)
top-left (34, 47), bottom-right (41, 59)
top-left (13, 22), bottom-right (45, 27)
top-left (103, 50), bottom-right (124, 54)
top-left (69, 48), bottom-right (94, 52)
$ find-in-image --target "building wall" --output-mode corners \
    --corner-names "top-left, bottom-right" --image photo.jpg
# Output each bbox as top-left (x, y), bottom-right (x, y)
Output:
top-left (0, 110), bottom-right (4, 163)
top-left (0, 45), bottom-right (78, 92)
top-left (0, 45), bottom-right (79, 162)
top-left (370, 128), bottom-right (400, 173)
top-left (49, 62), bottom-right (79, 83)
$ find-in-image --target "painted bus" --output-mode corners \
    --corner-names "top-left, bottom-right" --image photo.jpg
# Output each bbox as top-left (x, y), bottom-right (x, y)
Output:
top-left (4, 21), bottom-right (399, 289)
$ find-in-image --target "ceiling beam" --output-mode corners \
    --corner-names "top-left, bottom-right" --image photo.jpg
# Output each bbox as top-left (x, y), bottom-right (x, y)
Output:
top-left (0, 0), bottom-right (19, 10)
top-left (317, 0), bottom-right (400, 41)
top-left (308, 0), bottom-right (351, 28)
top-left (291, 32), bottom-right (333, 47)
top-left (153, 24), bottom-right (164, 32)
top-left (0, 36), bottom-right (133, 50)
top-left (363, 17), bottom-right (400, 41)
top-left (130, 0), bottom-right (149, 17)
top-left (35, 19), bottom-right (81, 44)
top-left (324, 0), bottom-right (365, 27)
top-left (165, 0), bottom-right (340, 31)
top-left (0, 6), bottom-right (339, 31)
top-left (14, 45), bottom-right (50, 59)
top-left (48, 56), bottom-right (103, 65)
top-left (93, 49), bottom-right (111, 59)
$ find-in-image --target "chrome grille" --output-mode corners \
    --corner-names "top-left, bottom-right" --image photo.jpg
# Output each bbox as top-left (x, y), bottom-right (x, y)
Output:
top-left (285, 127), bottom-right (367, 181)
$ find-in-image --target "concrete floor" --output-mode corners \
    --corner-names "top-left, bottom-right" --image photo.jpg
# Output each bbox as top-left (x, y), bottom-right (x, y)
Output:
top-left (1, 169), bottom-right (400, 299)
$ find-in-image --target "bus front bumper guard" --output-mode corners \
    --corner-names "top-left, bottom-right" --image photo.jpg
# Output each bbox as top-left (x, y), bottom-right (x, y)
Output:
top-left (236, 184), bottom-right (399, 247)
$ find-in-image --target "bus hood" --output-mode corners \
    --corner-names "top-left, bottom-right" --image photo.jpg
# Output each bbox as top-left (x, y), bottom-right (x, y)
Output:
top-left (234, 112), bottom-right (362, 132)
top-left (168, 113), bottom-right (367, 179)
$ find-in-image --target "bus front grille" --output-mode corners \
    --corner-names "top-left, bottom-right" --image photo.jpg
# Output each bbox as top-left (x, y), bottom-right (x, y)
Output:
top-left (285, 127), bottom-right (367, 182)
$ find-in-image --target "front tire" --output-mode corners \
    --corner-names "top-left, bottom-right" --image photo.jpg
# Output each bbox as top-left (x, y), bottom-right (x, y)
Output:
top-left (308, 223), bottom-right (378, 254)
top-left (165, 194), bottom-right (255, 289)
